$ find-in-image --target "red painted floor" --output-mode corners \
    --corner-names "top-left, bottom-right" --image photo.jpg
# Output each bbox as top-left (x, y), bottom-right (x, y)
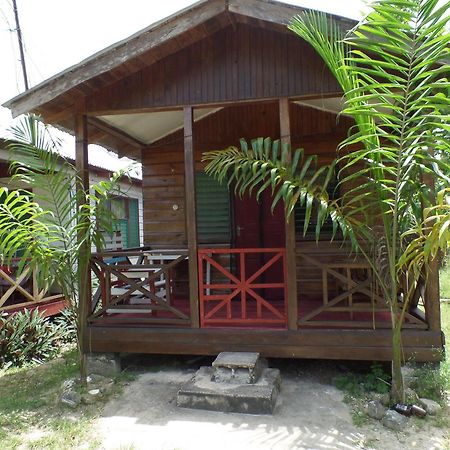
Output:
top-left (92, 295), bottom-right (401, 329)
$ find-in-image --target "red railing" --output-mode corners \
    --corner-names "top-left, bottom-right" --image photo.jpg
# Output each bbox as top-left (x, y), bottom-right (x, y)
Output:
top-left (198, 248), bottom-right (287, 327)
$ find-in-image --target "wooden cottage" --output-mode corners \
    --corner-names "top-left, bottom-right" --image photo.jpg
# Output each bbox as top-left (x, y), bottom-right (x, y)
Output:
top-left (3, 0), bottom-right (444, 361)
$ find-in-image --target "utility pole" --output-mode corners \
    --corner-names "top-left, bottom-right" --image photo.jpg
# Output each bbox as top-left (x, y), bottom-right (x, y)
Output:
top-left (11, 0), bottom-right (29, 91)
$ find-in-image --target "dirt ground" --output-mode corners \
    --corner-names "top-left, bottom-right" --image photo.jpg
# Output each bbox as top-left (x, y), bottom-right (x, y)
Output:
top-left (96, 357), bottom-right (448, 450)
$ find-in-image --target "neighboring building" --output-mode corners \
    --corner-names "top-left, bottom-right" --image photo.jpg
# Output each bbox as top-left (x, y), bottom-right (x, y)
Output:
top-left (3, 0), bottom-right (443, 361)
top-left (0, 142), bottom-right (143, 250)
top-left (0, 140), bottom-right (143, 315)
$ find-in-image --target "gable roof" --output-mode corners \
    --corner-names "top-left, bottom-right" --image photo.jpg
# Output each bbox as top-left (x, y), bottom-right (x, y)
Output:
top-left (3, 0), bottom-right (354, 118)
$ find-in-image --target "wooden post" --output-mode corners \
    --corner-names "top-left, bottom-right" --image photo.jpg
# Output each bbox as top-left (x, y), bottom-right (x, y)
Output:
top-left (75, 109), bottom-right (92, 380)
top-left (279, 98), bottom-right (298, 330)
top-left (184, 106), bottom-right (200, 328)
top-left (422, 152), bottom-right (441, 333)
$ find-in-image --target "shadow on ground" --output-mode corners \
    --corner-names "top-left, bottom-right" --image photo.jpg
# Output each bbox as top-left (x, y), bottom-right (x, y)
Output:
top-left (95, 355), bottom-right (443, 450)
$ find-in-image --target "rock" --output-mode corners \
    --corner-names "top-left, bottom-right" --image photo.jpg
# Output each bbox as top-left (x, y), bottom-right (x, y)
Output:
top-left (60, 388), bottom-right (81, 409)
top-left (61, 378), bottom-right (77, 391)
top-left (381, 410), bottom-right (408, 431)
top-left (87, 353), bottom-right (121, 378)
top-left (367, 400), bottom-right (387, 420)
top-left (401, 366), bottom-right (416, 388)
top-left (87, 374), bottom-right (107, 384)
top-left (87, 374), bottom-right (114, 393)
top-left (60, 378), bottom-right (82, 408)
top-left (404, 388), bottom-right (419, 404)
top-left (372, 392), bottom-right (391, 407)
top-left (81, 388), bottom-right (102, 405)
top-left (418, 398), bottom-right (442, 415)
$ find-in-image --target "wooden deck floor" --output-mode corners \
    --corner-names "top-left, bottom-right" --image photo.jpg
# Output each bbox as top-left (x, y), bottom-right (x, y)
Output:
top-left (89, 296), bottom-right (418, 329)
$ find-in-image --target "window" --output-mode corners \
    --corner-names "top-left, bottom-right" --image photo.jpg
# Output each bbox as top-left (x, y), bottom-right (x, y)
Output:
top-left (196, 172), bottom-right (231, 244)
top-left (101, 196), bottom-right (140, 249)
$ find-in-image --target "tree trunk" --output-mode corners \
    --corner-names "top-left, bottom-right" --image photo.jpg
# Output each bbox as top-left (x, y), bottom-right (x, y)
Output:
top-left (391, 322), bottom-right (405, 403)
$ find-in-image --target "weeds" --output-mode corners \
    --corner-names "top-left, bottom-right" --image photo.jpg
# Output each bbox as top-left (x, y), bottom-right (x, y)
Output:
top-left (334, 363), bottom-right (391, 398)
top-left (0, 347), bottom-right (120, 449)
top-left (410, 359), bottom-right (450, 405)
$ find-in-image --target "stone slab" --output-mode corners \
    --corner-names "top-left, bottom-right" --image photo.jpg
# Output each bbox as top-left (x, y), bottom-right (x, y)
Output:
top-left (177, 366), bottom-right (281, 414)
top-left (212, 352), bottom-right (266, 384)
top-left (87, 353), bottom-right (121, 378)
top-left (212, 352), bottom-right (260, 369)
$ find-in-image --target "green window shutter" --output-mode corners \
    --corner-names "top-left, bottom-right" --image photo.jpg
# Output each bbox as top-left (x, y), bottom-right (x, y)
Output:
top-left (127, 198), bottom-right (140, 248)
top-left (114, 219), bottom-right (129, 248)
top-left (196, 172), bottom-right (231, 244)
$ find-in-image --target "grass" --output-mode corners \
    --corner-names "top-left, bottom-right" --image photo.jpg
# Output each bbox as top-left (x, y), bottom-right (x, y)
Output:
top-left (439, 259), bottom-right (450, 298)
top-left (0, 348), bottom-right (111, 449)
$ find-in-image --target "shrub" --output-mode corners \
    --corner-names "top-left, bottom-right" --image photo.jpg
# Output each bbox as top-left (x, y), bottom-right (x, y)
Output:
top-left (0, 309), bottom-right (65, 369)
top-left (334, 363), bottom-right (391, 397)
top-left (53, 308), bottom-right (77, 344)
top-left (410, 359), bottom-right (450, 405)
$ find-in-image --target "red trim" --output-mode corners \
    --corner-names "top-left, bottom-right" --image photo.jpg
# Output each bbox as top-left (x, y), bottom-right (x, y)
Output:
top-left (198, 248), bottom-right (287, 328)
top-left (5, 298), bottom-right (67, 318)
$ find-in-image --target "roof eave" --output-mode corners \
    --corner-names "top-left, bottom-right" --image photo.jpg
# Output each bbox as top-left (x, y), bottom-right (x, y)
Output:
top-left (3, 0), bottom-right (225, 117)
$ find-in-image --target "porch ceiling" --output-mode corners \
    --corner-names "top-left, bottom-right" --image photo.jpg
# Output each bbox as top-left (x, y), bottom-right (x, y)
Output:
top-left (295, 97), bottom-right (344, 116)
top-left (97, 97), bottom-right (345, 149)
top-left (98, 107), bottom-right (221, 145)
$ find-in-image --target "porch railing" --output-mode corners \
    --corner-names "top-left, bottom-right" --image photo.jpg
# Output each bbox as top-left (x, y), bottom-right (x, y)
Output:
top-left (89, 248), bottom-right (190, 325)
top-left (0, 260), bottom-right (64, 315)
top-left (297, 253), bottom-right (427, 329)
top-left (198, 248), bottom-right (287, 327)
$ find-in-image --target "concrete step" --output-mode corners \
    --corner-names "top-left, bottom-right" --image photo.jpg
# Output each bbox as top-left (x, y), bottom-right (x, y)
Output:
top-left (177, 366), bottom-right (281, 414)
top-left (212, 351), bottom-right (266, 384)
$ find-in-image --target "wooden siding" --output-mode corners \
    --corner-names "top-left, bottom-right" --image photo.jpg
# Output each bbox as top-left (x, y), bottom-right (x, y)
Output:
top-left (141, 102), bottom-right (352, 246)
top-left (86, 326), bottom-right (443, 362)
top-left (87, 24), bottom-right (342, 114)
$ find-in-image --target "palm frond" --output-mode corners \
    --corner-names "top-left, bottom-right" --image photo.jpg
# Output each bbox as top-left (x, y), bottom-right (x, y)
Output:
top-left (203, 137), bottom-right (362, 247)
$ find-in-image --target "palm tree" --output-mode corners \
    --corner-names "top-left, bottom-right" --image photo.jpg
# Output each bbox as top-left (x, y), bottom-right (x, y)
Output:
top-left (203, 0), bottom-right (450, 402)
top-left (0, 114), bottom-right (130, 380)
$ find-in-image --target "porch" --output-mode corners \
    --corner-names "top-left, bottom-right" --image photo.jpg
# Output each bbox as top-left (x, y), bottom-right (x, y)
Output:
top-left (85, 245), bottom-right (440, 361)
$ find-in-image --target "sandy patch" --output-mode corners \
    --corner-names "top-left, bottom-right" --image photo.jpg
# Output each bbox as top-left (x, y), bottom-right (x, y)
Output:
top-left (96, 359), bottom-right (447, 450)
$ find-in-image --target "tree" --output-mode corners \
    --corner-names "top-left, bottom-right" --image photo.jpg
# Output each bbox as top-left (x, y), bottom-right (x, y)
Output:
top-left (0, 114), bottom-right (130, 381)
top-left (203, 0), bottom-right (450, 402)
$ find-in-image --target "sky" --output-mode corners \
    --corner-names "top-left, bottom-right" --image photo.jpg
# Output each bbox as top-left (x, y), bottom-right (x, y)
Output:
top-left (0, 0), bottom-right (371, 169)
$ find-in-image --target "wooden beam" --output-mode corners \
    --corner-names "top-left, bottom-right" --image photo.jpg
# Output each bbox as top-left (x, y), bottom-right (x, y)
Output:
top-left (423, 149), bottom-right (441, 332)
top-left (75, 109), bottom-right (92, 378)
top-left (184, 106), bottom-right (199, 328)
top-left (86, 326), bottom-right (443, 362)
top-left (87, 92), bottom-right (343, 117)
top-left (228, 0), bottom-right (355, 30)
top-left (279, 97), bottom-right (298, 331)
top-left (88, 116), bottom-right (146, 149)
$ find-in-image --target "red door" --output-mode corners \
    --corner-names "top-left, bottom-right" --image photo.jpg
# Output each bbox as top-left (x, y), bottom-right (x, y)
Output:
top-left (234, 190), bottom-right (285, 248)
top-left (234, 191), bottom-right (285, 297)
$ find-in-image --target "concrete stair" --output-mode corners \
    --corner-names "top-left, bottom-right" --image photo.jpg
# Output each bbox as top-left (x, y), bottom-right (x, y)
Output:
top-left (177, 352), bottom-right (281, 414)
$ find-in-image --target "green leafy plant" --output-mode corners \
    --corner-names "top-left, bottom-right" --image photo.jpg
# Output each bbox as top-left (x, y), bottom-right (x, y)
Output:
top-left (0, 310), bottom-right (64, 369)
top-left (203, 0), bottom-right (450, 403)
top-left (334, 363), bottom-right (391, 397)
top-left (0, 114), bottom-right (132, 378)
top-left (410, 359), bottom-right (450, 404)
top-left (53, 309), bottom-right (78, 345)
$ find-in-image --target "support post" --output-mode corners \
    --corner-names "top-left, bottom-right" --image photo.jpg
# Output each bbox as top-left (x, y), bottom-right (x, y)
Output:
top-left (75, 109), bottom-right (92, 381)
top-left (184, 106), bottom-right (200, 327)
top-left (422, 152), bottom-right (441, 333)
top-left (279, 98), bottom-right (298, 330)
